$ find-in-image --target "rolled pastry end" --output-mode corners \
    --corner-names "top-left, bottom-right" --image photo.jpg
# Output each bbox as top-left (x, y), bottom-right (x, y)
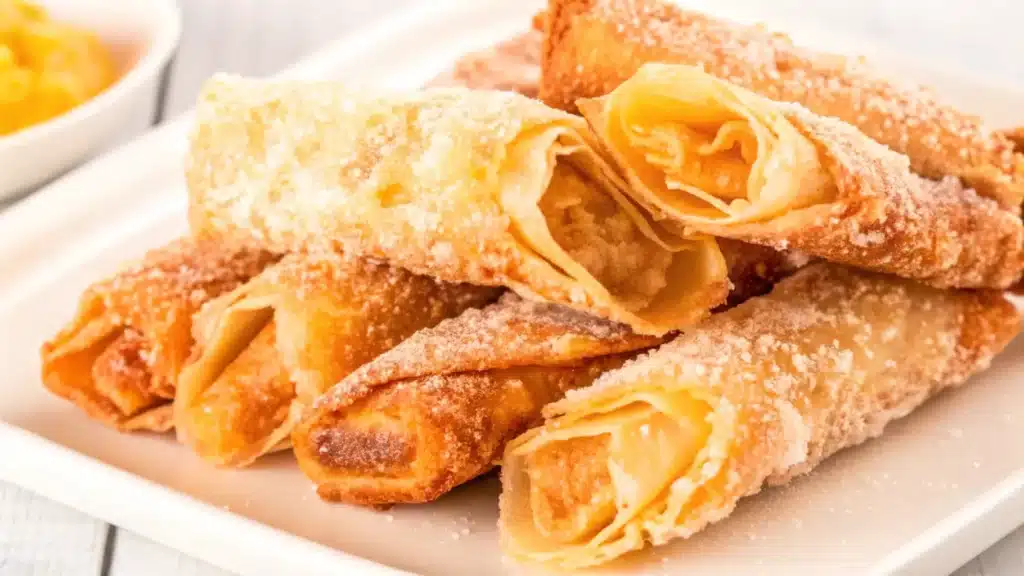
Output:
top-left (177, 320), bottom-right (296, 466)
top-left (297, 361), bottom-right (634, 507)
top-left (42, 318), bottom-right (173, 432)
top-left (579, 63), bottom-right (835, 225)
top-left (174, 300), bottom-right (295, 467)
top-left (177, 251), bottom-right (501, 467)
top-left (523, 145), bottom-right (728, 334)
top-left (297, 397), bottom-right (426, 506)
top-left (295, 371), bottom-right (558, 507)
top-left (40, 238), bottom-right (278, 432)
top-left (501, 264), bottom-right (1022, 568)
top-left (293, 293), bottom-right (661, 507)
top-left (502, 380), bottom-right (719, 568)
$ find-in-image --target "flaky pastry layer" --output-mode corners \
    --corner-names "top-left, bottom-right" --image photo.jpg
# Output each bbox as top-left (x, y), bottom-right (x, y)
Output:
top-left (294, 294), bottom-right (661, 506)
top-left (541, 0), bottom-right (1024, 211)
top-left (582, 64), bottom-right (1024, 288)
top-left (433, 30), bottom-right (807, 303)
top-left (175, 251), bottom-right (497, 467)
top-left (500, 264), bottom-right (1019, 568)
top-left (186, 77), bottom-right (728, 335)
top-left (40, 238), bottom-right (277, 431)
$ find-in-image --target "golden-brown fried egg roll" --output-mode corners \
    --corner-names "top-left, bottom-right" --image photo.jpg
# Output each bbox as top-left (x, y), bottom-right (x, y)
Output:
top-left (581, 64), bottom-right (1023, 288)
top-left (432, 33), bottom-right (805, 304)
top-left (186, 76), bottom-right (728, 335)
top-left (40, 238), bottom-right (277, 431)
top-left (541, 0), bottom-right (1024, 211)
top-left (501, 264), bottom-right (1019, 568)
top-left (293, 294), bottom-right (662, 507)
top-left (174, 251), bottom-right (498, 467)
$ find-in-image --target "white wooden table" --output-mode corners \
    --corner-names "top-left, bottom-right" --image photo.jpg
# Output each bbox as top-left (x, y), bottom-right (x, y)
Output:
top-left (1, 1), bottom-right (1023, 574)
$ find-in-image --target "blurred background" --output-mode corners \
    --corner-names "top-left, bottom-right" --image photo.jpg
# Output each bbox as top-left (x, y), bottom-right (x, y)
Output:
top-left (166, 0), bottom-right (1024, 117)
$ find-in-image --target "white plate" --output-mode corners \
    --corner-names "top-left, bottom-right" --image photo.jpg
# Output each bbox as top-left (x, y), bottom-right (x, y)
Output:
top-left (1, 1), bottom-right (1023, 575)
top-left (0, 0), bottom-right (181, 200)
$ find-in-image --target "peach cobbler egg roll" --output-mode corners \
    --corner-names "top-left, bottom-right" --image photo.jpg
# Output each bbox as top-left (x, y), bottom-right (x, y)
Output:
top-left (500, 264), bottom-right (1019, 568)
top-left (579, 64), bottom-right (1023, 289)
top-left (188, 77), bottom-right (729, 334)
top-left (580, 63), bottom-right (834, 223)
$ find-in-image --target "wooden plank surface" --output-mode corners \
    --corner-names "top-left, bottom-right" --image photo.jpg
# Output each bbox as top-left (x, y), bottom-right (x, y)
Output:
top-left (1, 0), bottom-right (1023, 575)
top-left (0, 484), bottom-right (108, 576)
top-left (975, 529), bottom-right (1024, 576)
top-left (107, 531), bottom-right (231, 576)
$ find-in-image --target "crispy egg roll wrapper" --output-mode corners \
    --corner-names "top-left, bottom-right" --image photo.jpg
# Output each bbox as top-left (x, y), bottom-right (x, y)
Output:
top-left (580, 64), bottom-right (1024, 288)
top-left (187, 76), bottom-right (728, 335)
top-left (541, 0), bottom-right (1024, 211)
top-left (175, 251), bottom-right (498, 467)
top-left (293, 294), bottom-right (662, 507)
top-left (39, 238), bottom-right (276, 432)
top-left (431, 33), bottom-right (806, 302)
top-left (500, 264), bottom-right (1020, 568)
top-left (428, 30), bottom-right (542, 97)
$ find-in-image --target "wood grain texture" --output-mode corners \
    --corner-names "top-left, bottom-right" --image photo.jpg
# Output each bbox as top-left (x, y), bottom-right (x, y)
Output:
top-left (974, 528), bottom-right (1024, 576)
top-left (108, 531), bottom-right (234, 576)
top-left (954, 529), bottom-right (1024, 576)
top-left (0, 483), bottom-right (107, 576)
top-left (2, 0), bottom-right (1023, 575)
top-left (956, 558), bottom-right (988, 576)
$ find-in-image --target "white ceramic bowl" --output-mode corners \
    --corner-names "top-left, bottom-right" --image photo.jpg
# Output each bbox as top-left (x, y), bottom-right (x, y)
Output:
top-left (0, 0), bottom-right (181, 200)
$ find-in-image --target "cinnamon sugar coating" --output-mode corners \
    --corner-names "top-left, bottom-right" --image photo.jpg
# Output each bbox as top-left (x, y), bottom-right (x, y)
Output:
top-left (700, 102), bottom-right (1024, 288)
top-left (541, 0), bottom-right (1024, 211)
top-left (293, 294), bottom-right (661, 506)
top-left (175, 250), bottom-right (498, 467)
top-left (433, 32), bottom-right (806, 303)
top-left (578, 64), bottom-right (1024, 289)
top-left (40, 237), bottom-right (277, 431)
top-left (186, 76), bottom-right (728, 335)
top-left (500, 264), bottom-right (1020, 567)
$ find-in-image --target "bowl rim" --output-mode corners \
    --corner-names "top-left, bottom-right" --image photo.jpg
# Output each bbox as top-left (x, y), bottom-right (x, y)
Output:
top-left (0, 0), bottom-right (183, 151)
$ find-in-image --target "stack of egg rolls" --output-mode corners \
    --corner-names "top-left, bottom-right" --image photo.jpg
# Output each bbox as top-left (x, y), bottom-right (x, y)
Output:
top-left (35, 20), bottom-right (1022, 574)
top-left (500, 264), bottom-right (1020, 568)
top-left (186, 77), bottom-right (728, 335)
top-left (292, 36), bottom-right (808, 507)
top-left (40, 238), bottom-right (277, 431)
top-left (292, 46), bottom-right (667, 505)
top-left (540, 0), bottom-right (1024, 212)
top-left (175, 251), bottom-right (497, 467)
top-left (577, 64), bottom-right (1023, 288)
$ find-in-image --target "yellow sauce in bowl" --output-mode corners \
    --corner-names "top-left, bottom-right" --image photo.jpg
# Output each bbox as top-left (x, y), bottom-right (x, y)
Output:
top-left (0, 0), bottom-right (117, 136)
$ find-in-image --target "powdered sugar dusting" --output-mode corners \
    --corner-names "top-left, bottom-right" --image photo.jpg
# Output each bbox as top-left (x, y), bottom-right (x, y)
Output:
top-left (187, 72), bottom-right (716, 334)
top-left (41, 238), bottom-right (277, 427)
top-left (297, 293), bottom-right (659, 506)
top-left (516, 264), bottom-right (1018, 564)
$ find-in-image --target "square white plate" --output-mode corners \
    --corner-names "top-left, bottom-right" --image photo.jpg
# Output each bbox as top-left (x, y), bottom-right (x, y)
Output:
top-left (0, 2), bottom-right (1022, 575)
